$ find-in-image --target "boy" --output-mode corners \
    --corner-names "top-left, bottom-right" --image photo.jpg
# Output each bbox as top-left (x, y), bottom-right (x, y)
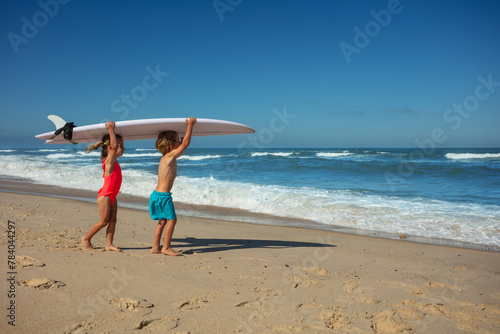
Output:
top-left (149, 117), bottom-right (196, 256)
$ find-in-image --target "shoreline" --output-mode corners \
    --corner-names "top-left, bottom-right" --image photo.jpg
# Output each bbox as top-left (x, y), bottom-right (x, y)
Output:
top-left (1, 191), bottom-right (499, 332)
top-left (1, 176), bottom-right (499, 253)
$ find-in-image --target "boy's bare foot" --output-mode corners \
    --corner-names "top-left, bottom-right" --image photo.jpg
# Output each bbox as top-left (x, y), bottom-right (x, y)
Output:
top-left (105, 245), bottom-right (121, 252)
top-left (161, 248), bottom-right (181, 256)
top-left (81, 237), bottom-right (94, 250)
top-left (150, 247), bottom-right (162, 254)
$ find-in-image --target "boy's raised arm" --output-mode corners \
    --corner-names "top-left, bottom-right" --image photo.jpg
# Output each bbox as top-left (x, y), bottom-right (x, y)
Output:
top-left (168, 117), bottom-right (196, 159)
top-left (180, 117), bottom-right (196, 149)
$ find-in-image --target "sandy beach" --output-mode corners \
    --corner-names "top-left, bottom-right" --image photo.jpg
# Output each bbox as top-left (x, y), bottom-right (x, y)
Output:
top-left (1, 191), bottom-right (499, 333)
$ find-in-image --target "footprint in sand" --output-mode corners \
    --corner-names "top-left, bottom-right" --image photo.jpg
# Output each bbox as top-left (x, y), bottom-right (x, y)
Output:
top-left (320, 307), bottom-right (352, 330)
top-left (411, 281), bottom-right (461, 299)
top-left (64, 322), bottom-right (94, 334)
top-left (342, 281), bottom-right (362, 293)
top-left (412, 290), bottom-right (426, 296)
top-left (15, 255), bottom-right (45, 268)
top-left (352, 296), bottom-right (381, 304)
top-left (452, 266), bottom-right (469, 272)
top-left (402, 299), bottom-right (450, 317)
top-left (297, 299), bottom-right (323, 310)
top-left (18, 278), bottom-right (66, 289)
top-left (289, 276), bottom-right (322, 289)
top-left (64, 323), bottom-right (85, 334)
top-left (234, 288), bottom-right (285, 308)
top-left (196, 265), bottom-right (212, 270)
top-left (370, 309), bottom-right (412, 333)
top-left (390, 300), bottom-right (427, 323)
top-left (108, 297), bottom-right (154, 310)
top-left (135, 317), bottom-right (179, 330)
top-left (300, 266), bottom-right (332, 276)
top-left (179, 297), bottom-right (209, 310)
top-left (427, 281), bottom-right (446, 288)
top-left (235, 297), bottom-right (269, 308)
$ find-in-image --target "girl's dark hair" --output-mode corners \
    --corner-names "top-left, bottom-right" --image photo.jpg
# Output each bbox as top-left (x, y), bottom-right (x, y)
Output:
top-left (85, 134), bottom-right (123, 161)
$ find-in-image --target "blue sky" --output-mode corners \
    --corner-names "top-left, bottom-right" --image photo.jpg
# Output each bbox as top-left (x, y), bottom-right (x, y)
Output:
top-left (1, 0), bottom-right (499, 149)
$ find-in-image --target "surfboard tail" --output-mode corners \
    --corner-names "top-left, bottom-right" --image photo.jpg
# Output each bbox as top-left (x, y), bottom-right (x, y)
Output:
top-left (44, 115), bottom-right (77, 143)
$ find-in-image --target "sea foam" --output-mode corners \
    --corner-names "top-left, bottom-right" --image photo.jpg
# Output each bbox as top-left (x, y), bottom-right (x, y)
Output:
top-left (316, 152), bottom-right (353, 158)
top-left (251, 152), bottom-right (294, 157)
top-left (446, 153), bottom-right (500, 160)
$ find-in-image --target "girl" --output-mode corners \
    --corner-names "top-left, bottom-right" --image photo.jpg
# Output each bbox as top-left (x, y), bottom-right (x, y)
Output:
top-left (81, 121), bottom-right (125, 252)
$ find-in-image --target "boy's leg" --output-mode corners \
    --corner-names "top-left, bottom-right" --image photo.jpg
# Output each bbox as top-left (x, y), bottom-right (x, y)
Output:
top-left (82, 196), bottom-right (111, 250)
top-left (161, 219), bottom-right (181, 256)
top-left (151, 219), bottom-right (167, 254)
top-left (105, 199), bottom-right (120, 252)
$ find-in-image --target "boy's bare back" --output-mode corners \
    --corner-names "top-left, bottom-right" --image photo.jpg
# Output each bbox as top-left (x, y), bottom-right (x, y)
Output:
top-left (154, 117), bottom-right (196, 193)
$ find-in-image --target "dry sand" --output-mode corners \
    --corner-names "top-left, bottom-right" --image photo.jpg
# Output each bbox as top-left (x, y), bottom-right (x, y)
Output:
top-left (1, 191), bottom-right (499, 333)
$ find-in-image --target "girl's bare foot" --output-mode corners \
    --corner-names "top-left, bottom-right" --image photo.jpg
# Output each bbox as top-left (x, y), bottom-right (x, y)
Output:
top-left (105, 245), bottom-right (121, 252)
top-left (151, 248), bottom-right (161, 254)
top-left (82, 237), bottom-right (94, 250)
top-left (161, 248), bottom-right (181, 256)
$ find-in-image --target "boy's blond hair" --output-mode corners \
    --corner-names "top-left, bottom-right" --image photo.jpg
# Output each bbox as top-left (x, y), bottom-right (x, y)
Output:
top-left (155, 131), bottom-right (177, 155)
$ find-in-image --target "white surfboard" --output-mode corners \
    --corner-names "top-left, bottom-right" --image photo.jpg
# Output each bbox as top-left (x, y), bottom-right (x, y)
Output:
top-left (35, 116), bottom-right (255, 144)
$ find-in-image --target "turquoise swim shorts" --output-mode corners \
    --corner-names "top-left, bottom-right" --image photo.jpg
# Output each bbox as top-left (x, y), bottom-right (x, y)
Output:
top-left (149, 191), bottom-right (177, 221)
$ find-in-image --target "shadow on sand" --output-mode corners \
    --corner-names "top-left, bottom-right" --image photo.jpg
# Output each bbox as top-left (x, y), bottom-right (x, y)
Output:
top-left (162, 236), bottom-right (338, 254)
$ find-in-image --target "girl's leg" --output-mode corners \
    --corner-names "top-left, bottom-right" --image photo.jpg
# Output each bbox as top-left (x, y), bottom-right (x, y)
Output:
top-left (161, 219), bottom-right (181, 256)
top-left (151, 219), bottom-right (167, 254)
top-left (105, 199), bottom-right (120, 252)
top-left (82, 196), bottom-right (111, 250)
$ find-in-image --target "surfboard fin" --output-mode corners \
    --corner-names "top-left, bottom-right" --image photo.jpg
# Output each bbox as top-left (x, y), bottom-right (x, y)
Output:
top-left (47, 115), bottom-right (77, 144)
top-left (48, 115), bottom-right (67, 130)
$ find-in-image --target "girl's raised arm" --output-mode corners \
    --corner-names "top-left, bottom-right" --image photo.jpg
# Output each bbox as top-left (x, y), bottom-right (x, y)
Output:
top-left (106, 121), bottom-right (117, 151)
top-left (104, 121), bottom-right (118, 176)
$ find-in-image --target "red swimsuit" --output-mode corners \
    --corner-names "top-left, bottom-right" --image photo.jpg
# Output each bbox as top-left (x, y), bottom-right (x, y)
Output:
top-left (97, 159), bottom-right (122, 204)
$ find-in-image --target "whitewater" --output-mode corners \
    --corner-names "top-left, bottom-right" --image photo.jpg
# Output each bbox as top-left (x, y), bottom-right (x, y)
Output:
top-left (0, 147), bottom-right (499, 249)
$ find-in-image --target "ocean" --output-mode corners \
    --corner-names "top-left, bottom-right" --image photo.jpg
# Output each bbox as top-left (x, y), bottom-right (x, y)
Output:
top-left (1, 147), bottom-right (499, 250)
